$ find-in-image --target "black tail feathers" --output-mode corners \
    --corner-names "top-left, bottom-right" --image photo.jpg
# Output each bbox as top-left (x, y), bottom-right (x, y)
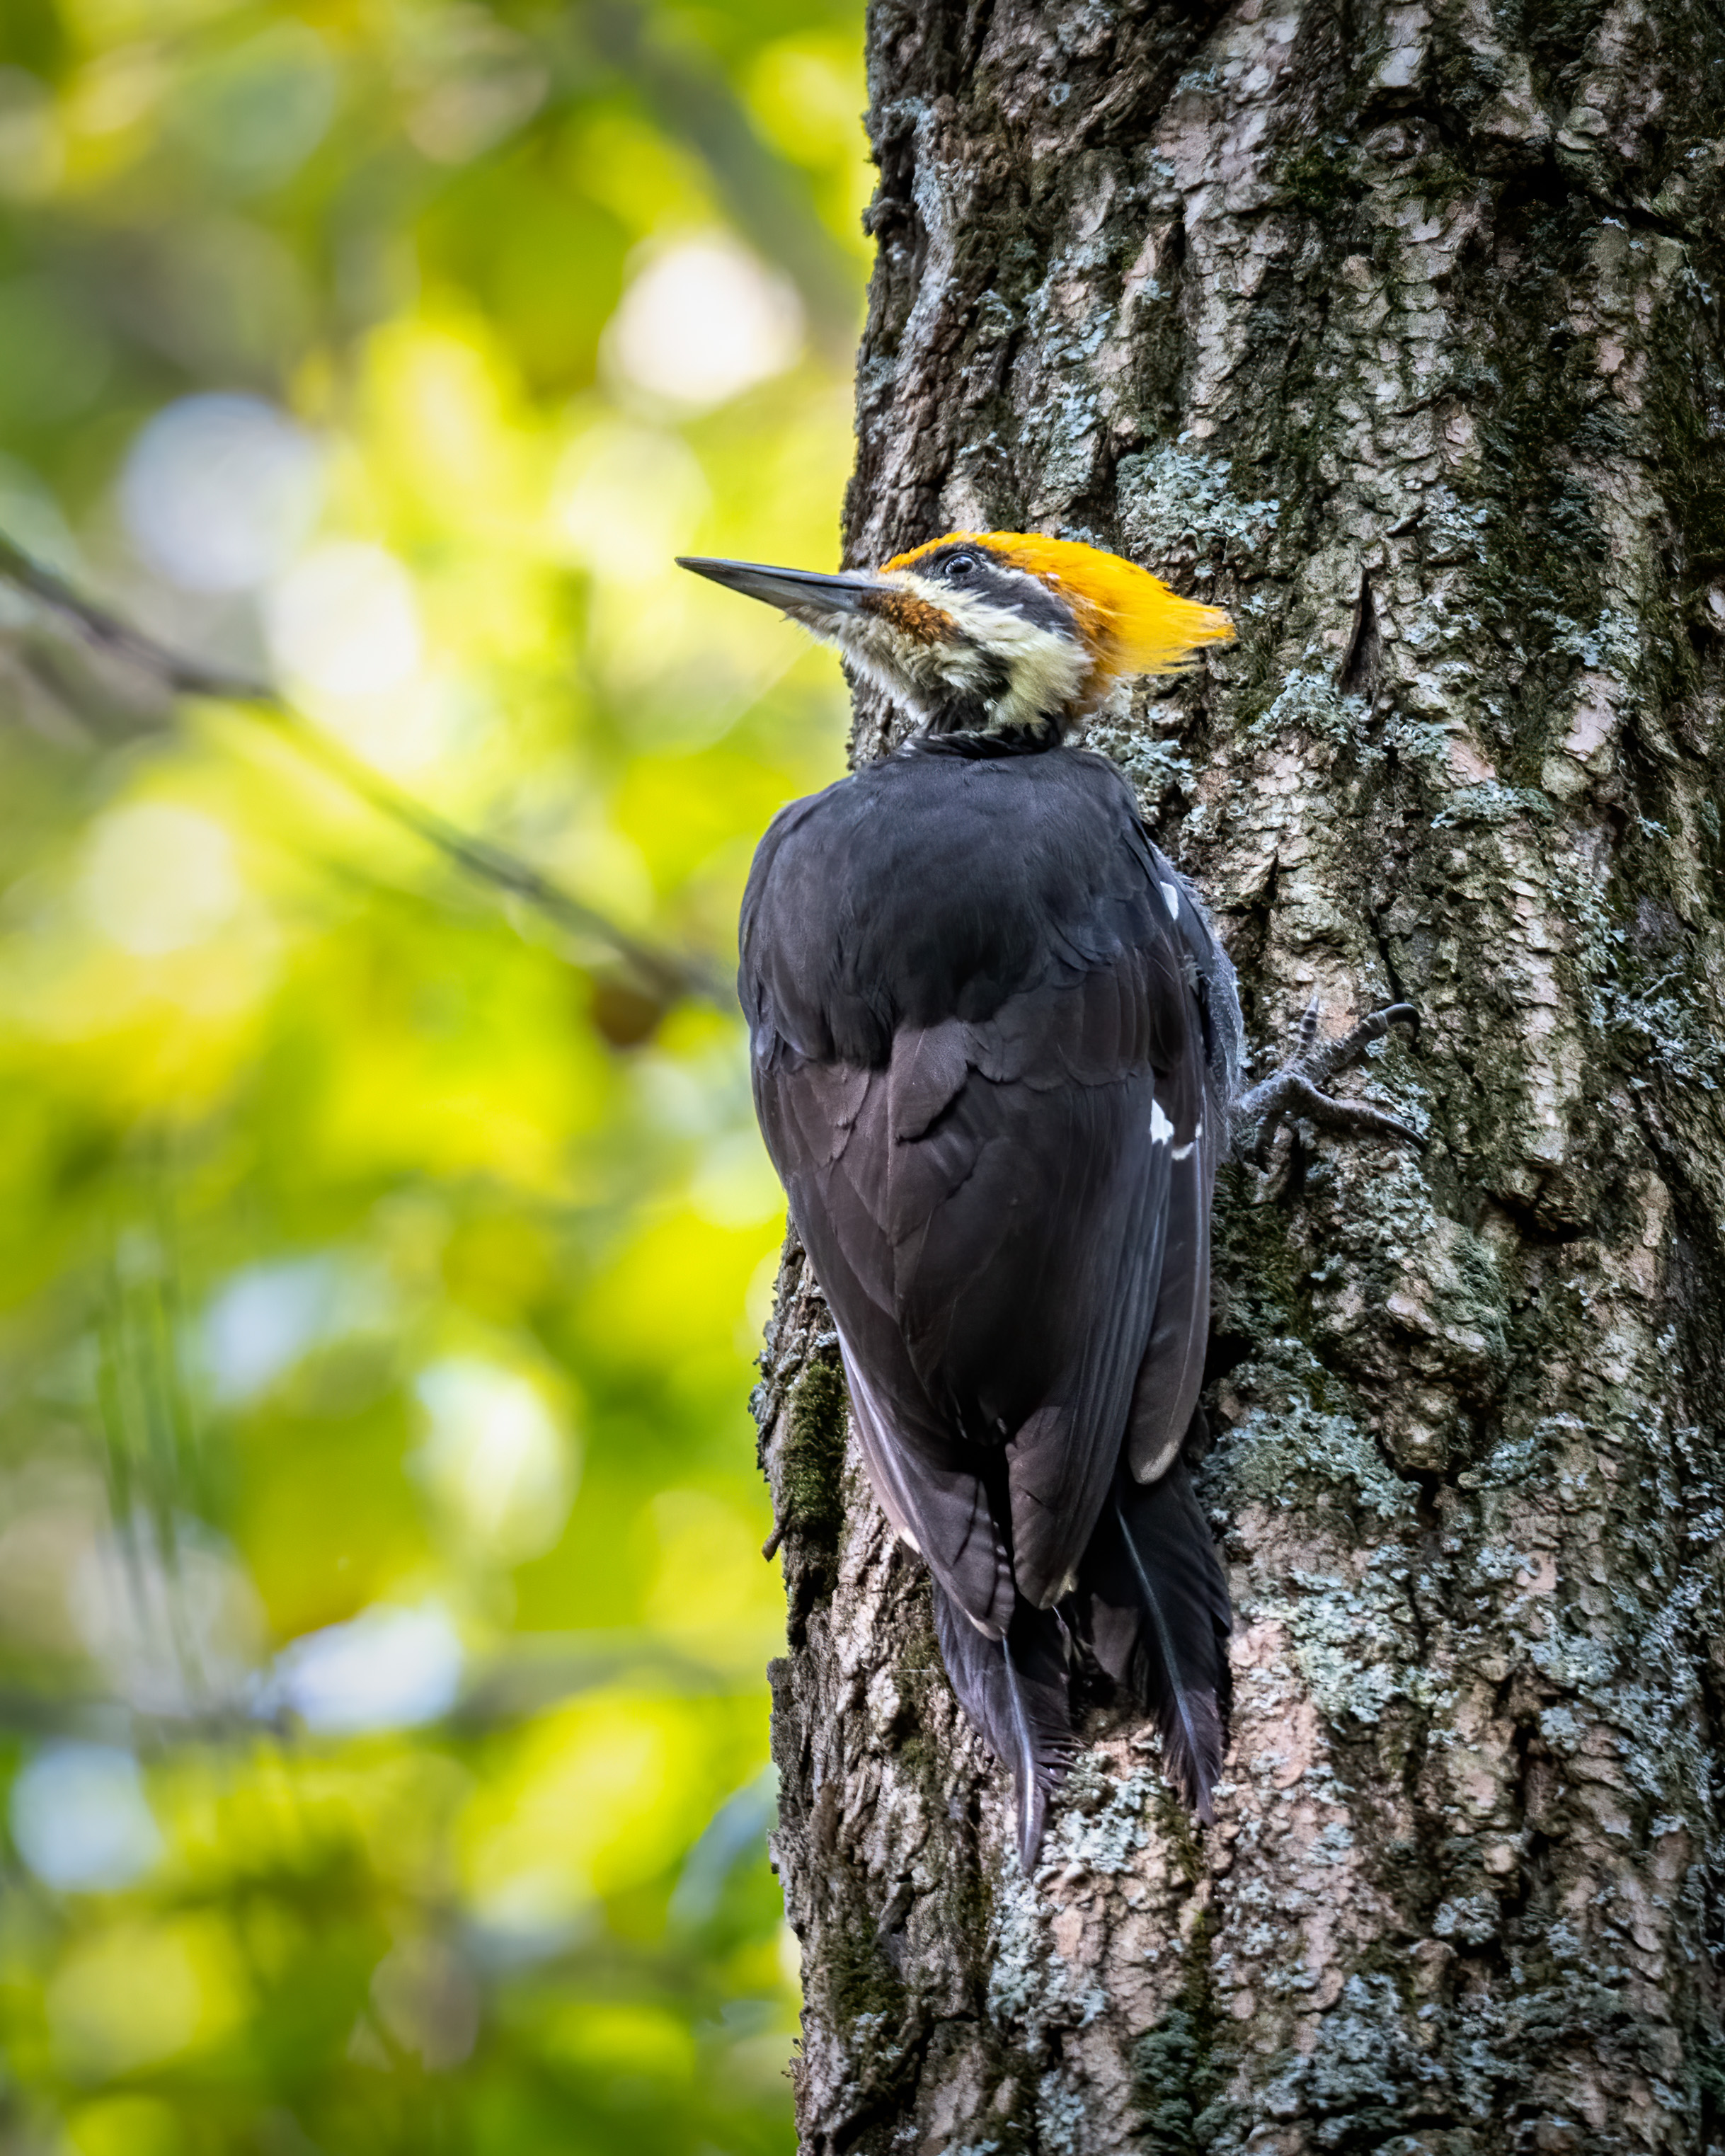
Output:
top-left (1082, 1458), bottom-right (1232, 1822)
top-left (932, 1586), bottom-right (1071, 1869)
top-left (929, 1460), bottom-right (1230, 1864)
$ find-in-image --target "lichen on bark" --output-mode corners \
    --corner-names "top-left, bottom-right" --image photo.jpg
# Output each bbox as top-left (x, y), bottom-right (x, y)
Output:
top-left (752, 0), bottom-right (1725, 2146)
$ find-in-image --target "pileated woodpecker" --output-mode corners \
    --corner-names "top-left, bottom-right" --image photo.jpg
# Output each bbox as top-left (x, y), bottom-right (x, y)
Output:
top-left (680, 532), bottom-right (1417, 1865)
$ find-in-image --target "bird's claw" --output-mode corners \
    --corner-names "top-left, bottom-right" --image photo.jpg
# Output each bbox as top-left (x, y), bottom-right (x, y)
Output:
top-left (1232, 996), bottom-right (1423, 1168)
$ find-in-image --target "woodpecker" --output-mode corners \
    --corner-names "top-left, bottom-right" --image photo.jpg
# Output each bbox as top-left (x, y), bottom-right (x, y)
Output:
top-left (680, 532), bottom-right (1416, 1865)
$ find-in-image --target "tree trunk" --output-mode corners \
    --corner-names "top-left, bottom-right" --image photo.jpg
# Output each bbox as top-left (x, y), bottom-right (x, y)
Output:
top-left (754, 0), bottom-right (1725, 2146)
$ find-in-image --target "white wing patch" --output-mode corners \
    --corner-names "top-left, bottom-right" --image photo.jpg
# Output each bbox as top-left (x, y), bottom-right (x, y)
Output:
top-left (1172, 1118), bottom-right (1202, 1162)
top-left (1160, 880), bottom-right (1180, 919)
top-left (1150, 1100), bottom-right (1174, 1145)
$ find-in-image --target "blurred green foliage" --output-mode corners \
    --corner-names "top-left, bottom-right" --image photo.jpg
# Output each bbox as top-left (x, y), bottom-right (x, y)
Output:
top-left (0, 1), bottom-right (868, 2149)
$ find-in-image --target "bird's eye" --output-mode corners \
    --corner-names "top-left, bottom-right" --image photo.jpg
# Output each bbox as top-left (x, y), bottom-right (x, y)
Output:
top-left (946, 554), bottom-right (976, 578)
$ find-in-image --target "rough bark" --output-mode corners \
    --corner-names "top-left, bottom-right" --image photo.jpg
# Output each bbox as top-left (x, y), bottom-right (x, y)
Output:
top-left (753, 1), bottom-right (1725, 2147)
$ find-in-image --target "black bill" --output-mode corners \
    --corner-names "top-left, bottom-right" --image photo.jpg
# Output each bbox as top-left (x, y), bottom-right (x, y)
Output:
top-left (675, 556), bottom-right (883, 623)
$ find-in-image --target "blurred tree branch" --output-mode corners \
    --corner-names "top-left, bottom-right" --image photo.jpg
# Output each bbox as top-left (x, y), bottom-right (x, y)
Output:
top-left (0, 1630), bottom-right (742, 1748)
top-left (0, 532), bottom-right (729, 1010)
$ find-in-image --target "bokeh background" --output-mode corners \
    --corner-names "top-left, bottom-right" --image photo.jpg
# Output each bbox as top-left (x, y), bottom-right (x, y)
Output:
top-left (0, 1), bottom-right (869, 2148)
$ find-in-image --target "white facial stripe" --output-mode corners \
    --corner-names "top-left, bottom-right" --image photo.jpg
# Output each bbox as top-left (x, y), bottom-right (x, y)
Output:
top-left (1150, 1100), bottom-right (1174, 1145)
top-left (932, 580), bottom-right (1089, 728)
top-left (835, 569), bottom-right (1089, 730)
top-left (806, 566), bottom-right (1089, 730)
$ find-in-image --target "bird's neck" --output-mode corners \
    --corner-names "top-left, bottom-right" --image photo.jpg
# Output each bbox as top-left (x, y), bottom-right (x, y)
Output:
top-left (915, 700), bottom-right (1065, 755)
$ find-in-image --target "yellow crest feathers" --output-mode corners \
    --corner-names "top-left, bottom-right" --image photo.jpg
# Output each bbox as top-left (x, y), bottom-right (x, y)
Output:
top-left (882, 531), bottom-right (1234, 679)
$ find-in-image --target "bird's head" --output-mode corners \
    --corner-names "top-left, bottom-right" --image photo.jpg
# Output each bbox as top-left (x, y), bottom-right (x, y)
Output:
top-left (677, 532), bottom-right (1234, 740)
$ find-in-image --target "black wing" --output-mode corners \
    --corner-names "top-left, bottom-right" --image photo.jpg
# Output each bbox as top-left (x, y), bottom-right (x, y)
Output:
top-left (1124, 862), bottom-right (1239, 1483)
top-left (750, 881), bottom-right (1205, 1629)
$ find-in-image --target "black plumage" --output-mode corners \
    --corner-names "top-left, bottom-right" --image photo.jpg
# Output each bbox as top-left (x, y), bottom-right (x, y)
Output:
top-left (742, 736), bottom-right (1242, 1864)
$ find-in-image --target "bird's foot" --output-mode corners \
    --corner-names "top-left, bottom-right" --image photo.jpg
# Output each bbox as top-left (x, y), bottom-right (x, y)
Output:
top-left (1232, 997), bottom-right (1423, 1168)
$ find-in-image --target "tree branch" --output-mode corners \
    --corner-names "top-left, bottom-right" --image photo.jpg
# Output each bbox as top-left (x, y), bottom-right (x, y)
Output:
top-left (0, 533), bottom-right (729, 1010)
